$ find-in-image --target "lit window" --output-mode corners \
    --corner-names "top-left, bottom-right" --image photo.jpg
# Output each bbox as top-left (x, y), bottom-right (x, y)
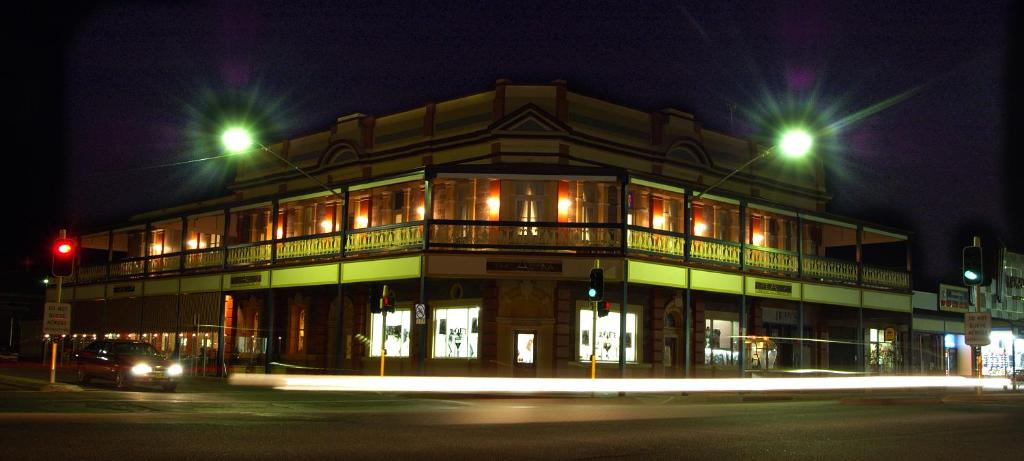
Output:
top-left (578, 305), bottom-right (638, 363)
top-left (369, 309), bottom-right (411, 357)
top-left (297, 310), bottom-right (306, 352)
top-left (433, 307), bottom-right (480, 358)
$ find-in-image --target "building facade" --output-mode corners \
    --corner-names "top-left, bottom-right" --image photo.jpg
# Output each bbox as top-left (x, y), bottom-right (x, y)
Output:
top-left (51, 80), bottom-right (914, 378)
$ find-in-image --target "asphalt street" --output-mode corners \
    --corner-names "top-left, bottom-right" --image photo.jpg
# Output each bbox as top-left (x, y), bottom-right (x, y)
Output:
top-left (1, 367), bottom-right (1022, 460)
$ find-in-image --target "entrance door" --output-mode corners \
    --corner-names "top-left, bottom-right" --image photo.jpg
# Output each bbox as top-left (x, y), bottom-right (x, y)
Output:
top-left (513, 331), bottom-right (537, 377)
top-left (664, 335), bottom-right (680, 377)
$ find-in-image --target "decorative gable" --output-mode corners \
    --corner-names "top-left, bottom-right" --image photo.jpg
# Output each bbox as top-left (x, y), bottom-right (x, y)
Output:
top-left (491, 103), bottom-right (571, 135)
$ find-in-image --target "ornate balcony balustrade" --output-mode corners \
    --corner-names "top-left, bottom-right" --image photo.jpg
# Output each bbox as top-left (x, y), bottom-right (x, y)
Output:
top-left (276, 234), bottom-right (341, 259)
top-left (110, 259), bottom-right (145, 279)
top-left (184, 249), bottom-right (223, 269)
top-left (347, 223), bottom-right (423, 253)
top-left (226, 243), bottom-right (272, 266)
top-left (77, 265), bottom-right (107, 283)
top-left (861, 264), bottom-right (911, 291)
top-left (626, 228), bottom-right (685, 257)
top-left (148, 254), bottom-right (181, 273)
top-left (690, 237), bottom-right (741, 266)
top-left (430, 220), bottom-right (620, 252)
top-left (744, 246), bottom-right (799, 274)
top-left (802, 254), bottom-right (859, 284)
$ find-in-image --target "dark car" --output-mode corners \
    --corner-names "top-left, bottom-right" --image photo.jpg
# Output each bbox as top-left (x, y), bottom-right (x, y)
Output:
top-left (74, 340), bottom-right (181, 391)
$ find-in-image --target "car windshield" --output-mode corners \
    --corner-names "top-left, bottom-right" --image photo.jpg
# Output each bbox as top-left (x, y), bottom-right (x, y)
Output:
top-left (112, 343), bottom-right (159, 356)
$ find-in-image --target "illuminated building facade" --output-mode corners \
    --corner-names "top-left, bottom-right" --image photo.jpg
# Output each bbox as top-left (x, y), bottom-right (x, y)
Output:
top-left (53, 80), bottom-right (915, 378)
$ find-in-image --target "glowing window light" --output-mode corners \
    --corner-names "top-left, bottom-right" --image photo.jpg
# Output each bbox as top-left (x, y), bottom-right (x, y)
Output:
top-left (487, 197), bottom-right (500, 214)
top-left (694, 222), bottom-right (707, 236)
top-left (320, 220), bottom-right (333, 232)
top-left (276, 227), bottom-right (284, 239)
top-left (558, 198), bottom-right (572, 213)
top-left (150, 243), bottom-right (164, 254)
top-left (187, 239), bottom-right (198, 249)
top-left (752, 233), bottom-right (764, 246)
top-left (356, 215), bottom-right (369, 228)
top-left (652, 215), bottom-right (665, 229)
top-left (416, 205), bottom-right (425, 219)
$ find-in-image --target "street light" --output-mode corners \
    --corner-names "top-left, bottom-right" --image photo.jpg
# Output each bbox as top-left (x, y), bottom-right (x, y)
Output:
top-left (221, 126), bottom-right (343, 202)
top-left (694, 127), bottom-right (814, 199)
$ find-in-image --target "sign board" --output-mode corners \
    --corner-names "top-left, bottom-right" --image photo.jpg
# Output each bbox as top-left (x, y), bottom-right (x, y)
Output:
top-left (884, 327), bottom-right (896, 342)
top-left (762, 307), bottom-right (798, 325)
top-left (414, 303), bottom-right (426, 325)
top-left (938, 284), bottom-right (970, 313)
top-left (964, 312), bottom-right (991, 346)
top-left (43, 302), bottom-right (71, 336)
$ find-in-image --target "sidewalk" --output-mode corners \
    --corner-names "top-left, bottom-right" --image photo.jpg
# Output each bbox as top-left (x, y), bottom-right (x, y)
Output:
top-left (0, 363), bottom-right (82, 392)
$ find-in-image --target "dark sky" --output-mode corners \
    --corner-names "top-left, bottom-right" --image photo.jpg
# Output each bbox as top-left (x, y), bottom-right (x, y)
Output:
top-left (3, 0), bottom-right (1018, 291)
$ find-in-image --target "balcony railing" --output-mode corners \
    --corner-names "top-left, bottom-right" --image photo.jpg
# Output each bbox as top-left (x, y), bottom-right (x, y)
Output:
top-left (110, 259), bottom-right (145, 279)
top-left (626, 227), bottom-right (685, 257)
top-left (861, 264), bottom-right (911, 291)
top-left (276, 234), bottom-right (342, 259)
top-left (148, 254), bottom-right (181, 274)
top-left (347, 223), bottom-right (423, 253)
top-left (184, 249), bottom-right (224, 269)
top-left (430, 220), bottom-right (620, 252)
top-left (690, 236), bottom-right (741, 266)
top-left (803, 254), bottom-right (859, 284)
top-left (77, 265), bottom-right (107, 283)
top-left (227, 243), bottom-right (272, 266)
top-left (745, 246), bottom-right (799, 274)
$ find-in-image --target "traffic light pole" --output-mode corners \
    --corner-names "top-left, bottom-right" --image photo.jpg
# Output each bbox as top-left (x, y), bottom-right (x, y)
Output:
top-left (972, 236), bottom-right (982, 394)
top-left (50, 229), bottom-right (67, 385)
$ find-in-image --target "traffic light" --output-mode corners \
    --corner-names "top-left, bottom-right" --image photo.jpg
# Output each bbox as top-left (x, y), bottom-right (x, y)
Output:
top-left (369, 285), bottom-right (382, 314)
top-left (51, 238), bottom-right (75, 277)
top-left (588, 268), bottom-right (604, 301)
top-left (382, 285), bottom-right (396, 314)
top-left (597, 300), bottom-right (611, 318)
top-left (962, 246), bottom-right (983, 286)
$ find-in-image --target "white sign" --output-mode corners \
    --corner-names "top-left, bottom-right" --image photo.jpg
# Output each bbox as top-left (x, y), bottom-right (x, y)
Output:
top-left (964, 312), bottom-right (991, 346)
top-left (43, 302), bottom-right (71, 336)
top-left (414, 303), bottom-right (426, 325)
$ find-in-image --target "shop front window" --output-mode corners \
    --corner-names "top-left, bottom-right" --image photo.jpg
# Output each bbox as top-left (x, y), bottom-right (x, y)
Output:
top-left (369, 309), bottom-right (411, 357)
top-left (705, 318), bottom-right (740, 366)
top-left (578, 305), bottom-right (638, 363)
top-left (867, 328), bottom-right (899, 374)
top-left (432, 307), bottom-right (480, 358)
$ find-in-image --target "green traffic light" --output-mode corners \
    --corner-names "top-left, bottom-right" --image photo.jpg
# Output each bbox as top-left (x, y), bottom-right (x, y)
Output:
top-left (222, 127), bottom-right (254, 154)
top-left (777, 128), bottom-right (813, 158)
top-left (588, 288), bottom-right (597, 298)
top-left (964, 270), bottom-right (980, 281)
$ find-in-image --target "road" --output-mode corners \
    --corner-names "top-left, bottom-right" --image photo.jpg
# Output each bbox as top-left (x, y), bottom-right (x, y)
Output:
top-left (1, 371), bottom-right (1022, 459)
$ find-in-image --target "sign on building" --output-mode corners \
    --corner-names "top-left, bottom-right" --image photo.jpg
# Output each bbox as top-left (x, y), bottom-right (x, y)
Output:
top-left (414, 303), bottom-right (426, 325)
top-left (43, 302), bottom-right (71, 336)
top-left (938, 284), bottom-right (970, 313)
top-left (964, 312), bottom-right (991, 346)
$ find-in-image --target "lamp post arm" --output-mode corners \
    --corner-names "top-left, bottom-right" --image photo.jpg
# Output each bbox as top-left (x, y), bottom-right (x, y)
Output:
top-left (258, 143), bottom-right (343, 202)
top-left (693, 147), bottom-right (774, 200)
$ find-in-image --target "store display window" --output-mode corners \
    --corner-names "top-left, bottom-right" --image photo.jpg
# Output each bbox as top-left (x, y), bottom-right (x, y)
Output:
top-left (432, 307), bottom-right (480, 358)
top-left (704, 318), bottom-right (740, 366)
top-left (578, 305), bottom-right (638, 363)
top-left (369, 309), bottom-right (411, 357)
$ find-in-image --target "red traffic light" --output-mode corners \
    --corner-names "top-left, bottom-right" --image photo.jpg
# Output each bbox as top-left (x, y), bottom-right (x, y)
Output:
top-left (52, 238), bottom-right (75, 277)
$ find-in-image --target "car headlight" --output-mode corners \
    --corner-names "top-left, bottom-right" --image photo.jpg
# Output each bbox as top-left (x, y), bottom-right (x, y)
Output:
top-left (167, 364), bottom-right (183, 376)
top-left (131, 363), bottom-right (153, 375)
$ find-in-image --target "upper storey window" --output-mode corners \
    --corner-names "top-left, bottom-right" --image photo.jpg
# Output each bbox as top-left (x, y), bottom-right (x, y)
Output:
top-left (348, 180), bottom-right (425, 230)
top-left (149, 219), bottom-right (182, 255)
top-left (627, 185), bottom-right (684, 232)
top-left (432, 177), bottom-right (620, 225)
top-left (186, 213), bottom-right (224, 250)
top-left (111, 227), bottom-right (146, 260)
top-left (229, 205), bottom-right (273, 245)
top-left (747, 208), bottom-right (797, 251)
top-left (691, 197), bottom-right (740, 242)
top-left (279, 195), bottom-right (341, 238)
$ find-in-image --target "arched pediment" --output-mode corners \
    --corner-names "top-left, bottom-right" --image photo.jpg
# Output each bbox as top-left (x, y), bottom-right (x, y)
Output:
top-left (666, 137), bottom-right (711, 167)
top-left (318, 141), bottom-right (362, 169)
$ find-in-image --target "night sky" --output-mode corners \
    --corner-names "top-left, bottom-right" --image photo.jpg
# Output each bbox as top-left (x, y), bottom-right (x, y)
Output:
top-left (2, 1), bottom-right (1018, 292)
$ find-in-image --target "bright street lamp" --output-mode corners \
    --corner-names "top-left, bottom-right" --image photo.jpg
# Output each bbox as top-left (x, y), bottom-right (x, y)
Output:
top-left (220, 126), bottom-right (343, 202)
top-left (694, 128), bottom-right (813, 200)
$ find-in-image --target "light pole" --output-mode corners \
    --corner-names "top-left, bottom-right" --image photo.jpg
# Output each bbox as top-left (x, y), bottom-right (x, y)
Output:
top-left (221, 127), bottom-right (346, 375)
top-left (688, 127), bottom-right (813, 379)
top-left (693, 128), bottom-right (813, 200)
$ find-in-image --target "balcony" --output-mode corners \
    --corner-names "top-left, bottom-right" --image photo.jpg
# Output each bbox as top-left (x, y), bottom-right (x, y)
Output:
top-left (184, 249), bottom-right (224, 270)
top-left (861, 264), bottom-right (911, 291)
top-left (110, 258), bottom-right (145, 279)
top-left (626, 227), bottom-right (685, 257)
top-left (802, 254), bottom-right (858, 285)
top-left (77, 265), bottom-right (108, 283)
top-left (690, 236), bottom-right (741, 266)
top-left (430, 220), bottom-right (620, 253)
top-left (226, 242), bottom-right (272, 266)
top-left (744, 246), bottom-right (799, 275)
top-left (276, 234), bottom-right (342, 260)
top-left (347, 222), bottom-right (423, 253)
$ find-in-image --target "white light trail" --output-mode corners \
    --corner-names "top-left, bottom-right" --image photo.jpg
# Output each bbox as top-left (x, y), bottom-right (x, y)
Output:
top-left (230, 375), bottom-right (1011, 394)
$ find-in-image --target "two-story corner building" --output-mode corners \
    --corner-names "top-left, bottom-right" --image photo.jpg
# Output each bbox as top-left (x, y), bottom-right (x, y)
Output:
top-left (52, 80), bottom-right (915, 378)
